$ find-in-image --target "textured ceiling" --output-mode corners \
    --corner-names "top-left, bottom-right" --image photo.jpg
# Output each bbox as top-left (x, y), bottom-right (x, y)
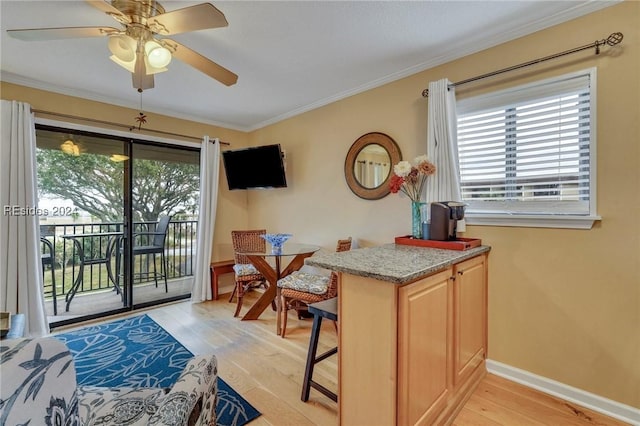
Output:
top-left (0, 1), bottom-right (618, 131)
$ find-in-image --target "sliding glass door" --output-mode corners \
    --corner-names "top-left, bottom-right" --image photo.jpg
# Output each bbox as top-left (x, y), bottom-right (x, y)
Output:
top-left (35, 125), bottom-right (199, 328)
top-left (36, 126), bottom-right (128, 324)
top-left (129, 143), bottom-right (199, 308)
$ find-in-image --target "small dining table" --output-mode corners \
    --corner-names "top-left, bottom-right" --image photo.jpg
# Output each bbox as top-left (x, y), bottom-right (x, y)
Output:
top-left (61, 232), bottom-right (123, 312)
top-left (237, 243), bottom-right (320, 333)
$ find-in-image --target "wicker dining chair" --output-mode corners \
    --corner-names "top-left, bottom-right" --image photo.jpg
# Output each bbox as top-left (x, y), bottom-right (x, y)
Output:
top-left (230, 229), bottom-right (268, 317)
top-left (277, 237), bottom-right (352, 338)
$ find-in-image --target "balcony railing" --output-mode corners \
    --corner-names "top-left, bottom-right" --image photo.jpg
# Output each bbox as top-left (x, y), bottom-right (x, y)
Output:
top-left (39, 220), bottom-right (198, 306)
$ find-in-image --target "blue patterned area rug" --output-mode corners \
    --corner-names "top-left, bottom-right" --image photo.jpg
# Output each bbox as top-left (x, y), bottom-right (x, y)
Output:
top-left (55, 314), bottom-right (261, 426)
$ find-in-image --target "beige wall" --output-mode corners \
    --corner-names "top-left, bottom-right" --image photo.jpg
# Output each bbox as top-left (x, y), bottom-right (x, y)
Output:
top-left (246, 2), bottom-right (639, 408)
top-left (2, 1), bottom-right (638, 408)
top-left (0, 82), bottom-right (251, 261)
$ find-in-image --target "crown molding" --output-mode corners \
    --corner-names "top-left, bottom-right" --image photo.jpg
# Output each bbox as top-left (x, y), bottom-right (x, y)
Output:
top-left (1, 71), bottom-right (249, 132)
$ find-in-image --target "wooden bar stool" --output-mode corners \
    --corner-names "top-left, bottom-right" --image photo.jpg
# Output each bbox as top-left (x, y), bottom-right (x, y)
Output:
top-left (301, 297), bottom-right (338, 402)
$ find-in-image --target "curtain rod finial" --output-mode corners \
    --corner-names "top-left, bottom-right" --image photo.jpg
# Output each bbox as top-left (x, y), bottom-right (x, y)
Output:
top-left (422, 88), bottom-right (429, 98)
top-left (607, 32), bottom-right (623, 46)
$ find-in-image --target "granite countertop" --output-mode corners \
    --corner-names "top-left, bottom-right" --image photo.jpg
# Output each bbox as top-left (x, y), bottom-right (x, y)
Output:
top-left (305, 243), bottom-right (491, 284)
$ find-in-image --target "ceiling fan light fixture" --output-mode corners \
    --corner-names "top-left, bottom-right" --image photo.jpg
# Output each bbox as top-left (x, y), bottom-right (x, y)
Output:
top-left (109, 154), bottom-right (129, 162)
top-left (110, 54), bottom-right (136, 73)
top-left (108, 34), bottom-right (136, 62)
top-left (60, 140), bottom-right (81, 156)
top-left (143, 56), bottom-right (168, 75)
top-left (145, 40), bottom-right (172, 68)
top-left (108, 34), bottom-right (137, 72)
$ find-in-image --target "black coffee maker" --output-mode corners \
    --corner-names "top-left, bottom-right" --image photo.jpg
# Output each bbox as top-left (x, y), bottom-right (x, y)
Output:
top-left (430, 202), bottom-right (466, 241)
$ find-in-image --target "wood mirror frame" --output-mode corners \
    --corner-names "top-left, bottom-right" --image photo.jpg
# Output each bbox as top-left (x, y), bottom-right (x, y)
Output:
top-left (344, 132), bottom-right (402, 200)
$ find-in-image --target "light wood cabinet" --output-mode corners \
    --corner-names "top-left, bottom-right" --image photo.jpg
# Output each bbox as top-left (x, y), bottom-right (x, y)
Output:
top-left (338, 253), bottom-right (488, 426)
top-left (397, 269), bottom-right (453, 425)
top-left (453, 255), bottom-right (487, 387)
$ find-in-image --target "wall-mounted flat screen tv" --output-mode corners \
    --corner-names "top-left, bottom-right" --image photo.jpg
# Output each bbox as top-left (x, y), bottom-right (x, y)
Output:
top-left (222, 144), bottom-right (287, 190)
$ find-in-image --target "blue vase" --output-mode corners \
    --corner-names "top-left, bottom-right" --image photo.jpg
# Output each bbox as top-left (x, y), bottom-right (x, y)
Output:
top-left (411, 201), bottom-right (426, 238)
top-left (261, 233), bottom-right (292, 254)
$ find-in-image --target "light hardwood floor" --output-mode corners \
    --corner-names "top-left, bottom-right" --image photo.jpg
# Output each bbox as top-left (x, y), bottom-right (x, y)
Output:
top-left (56, 290), bottom-right (629, 426)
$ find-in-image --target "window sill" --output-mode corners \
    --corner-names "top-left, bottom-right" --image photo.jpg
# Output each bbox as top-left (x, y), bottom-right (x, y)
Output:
top-left (465, 214), bottom-right (601, 229)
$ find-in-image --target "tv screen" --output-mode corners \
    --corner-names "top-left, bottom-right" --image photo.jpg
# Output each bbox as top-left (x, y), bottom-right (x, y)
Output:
top-left (222, 144), bottom-right (287, 190)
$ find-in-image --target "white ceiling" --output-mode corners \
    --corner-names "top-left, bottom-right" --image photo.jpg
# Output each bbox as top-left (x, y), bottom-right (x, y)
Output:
top-left (1, 1), bottom-right (617, 132)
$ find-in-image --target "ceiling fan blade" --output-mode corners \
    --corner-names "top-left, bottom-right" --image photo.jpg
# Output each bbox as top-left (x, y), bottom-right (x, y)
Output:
top-left (132, 54), bottom-right (154, 91)
top-left (85, 0), bottom-right (131, 25)
top-left (166, 39), bottom-right (237, 86)
top-left (148, 3), bottom-right (228, 35)
top-left (7, 27), bottom-right (119, 41)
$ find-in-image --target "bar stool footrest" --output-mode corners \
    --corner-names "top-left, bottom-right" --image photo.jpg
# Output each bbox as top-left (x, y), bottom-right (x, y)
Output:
top-left (315, 347), bottom-right (337, 364)
top-left (309, 381), bottom-right (337, 402)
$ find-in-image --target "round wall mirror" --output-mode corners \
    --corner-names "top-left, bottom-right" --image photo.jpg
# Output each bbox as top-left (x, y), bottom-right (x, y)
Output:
top-left (344, 132), bottom-right (401, 200)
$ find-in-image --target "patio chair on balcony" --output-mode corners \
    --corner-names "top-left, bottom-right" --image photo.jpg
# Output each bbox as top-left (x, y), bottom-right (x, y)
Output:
top-left (133, 215), bottom-right (171, 292)
top-left (40, 236), bottom-right (57, 315)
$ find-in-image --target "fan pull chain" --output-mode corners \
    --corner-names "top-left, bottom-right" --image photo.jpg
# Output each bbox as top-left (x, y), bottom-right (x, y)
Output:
top-left (132, 89), bottom-right (147, 131)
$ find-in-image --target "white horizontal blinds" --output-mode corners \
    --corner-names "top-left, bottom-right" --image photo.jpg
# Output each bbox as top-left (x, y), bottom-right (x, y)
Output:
top-left (456, 71), bottom-right (593, 215)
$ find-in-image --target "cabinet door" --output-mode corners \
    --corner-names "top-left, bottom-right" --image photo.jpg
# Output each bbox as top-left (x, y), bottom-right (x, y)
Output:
top-left (398, 268), bottom-right (453, 426)
top-left (453, 255), bottom-right (487, 386)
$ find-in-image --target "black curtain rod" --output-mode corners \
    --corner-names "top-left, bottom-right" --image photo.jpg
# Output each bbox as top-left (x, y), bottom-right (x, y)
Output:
top-left (32, 109), bottom-right (231, 145)
top-left (421, 32), bottom-right (623, 97)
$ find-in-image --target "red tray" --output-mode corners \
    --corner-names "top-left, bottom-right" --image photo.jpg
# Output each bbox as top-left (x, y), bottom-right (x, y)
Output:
top-left (395, 236), bottom-right (481, 251)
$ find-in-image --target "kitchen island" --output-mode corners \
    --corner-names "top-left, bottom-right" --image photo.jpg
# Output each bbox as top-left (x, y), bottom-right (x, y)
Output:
top-left (306, 243), bottom-right (491, 426)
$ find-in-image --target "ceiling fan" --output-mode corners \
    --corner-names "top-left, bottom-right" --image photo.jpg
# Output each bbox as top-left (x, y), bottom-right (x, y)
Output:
top-left (7, 0), bottom-right (238, 91)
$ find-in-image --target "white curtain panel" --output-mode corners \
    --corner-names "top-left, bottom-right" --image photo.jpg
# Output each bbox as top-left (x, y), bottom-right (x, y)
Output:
top-left (0, 100), bottom-right (49, 335)
top-left (425, 79), bottom-right (465, 231)
top-left (191, 136), bottom-right (220, 302)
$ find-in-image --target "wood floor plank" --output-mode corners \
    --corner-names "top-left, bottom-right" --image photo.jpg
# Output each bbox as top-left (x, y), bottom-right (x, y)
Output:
top-left (242, 387), bottom-right (319, 426)
top-left (55, 293), bottom-right (630, 426)
top-left (453, 406), bottom-right (503, 426)
top-left (464, 392), bottom-right (549, 425)
top-left (483, 374), bottom-right (629, 426)
top-left (474, 378), bottom-right (626, 426)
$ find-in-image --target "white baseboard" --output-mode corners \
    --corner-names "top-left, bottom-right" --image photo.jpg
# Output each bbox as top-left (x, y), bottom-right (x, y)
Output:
top-left (486, 359), bottom-right (640, 425)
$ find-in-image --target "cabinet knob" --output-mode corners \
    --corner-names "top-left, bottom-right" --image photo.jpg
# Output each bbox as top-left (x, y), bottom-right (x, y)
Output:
top-left (458, 270), bottom-right (464, 275)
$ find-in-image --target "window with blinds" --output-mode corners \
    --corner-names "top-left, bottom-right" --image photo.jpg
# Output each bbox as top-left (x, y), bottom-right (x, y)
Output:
top-left (456, 69), bottom-right (597, 219)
